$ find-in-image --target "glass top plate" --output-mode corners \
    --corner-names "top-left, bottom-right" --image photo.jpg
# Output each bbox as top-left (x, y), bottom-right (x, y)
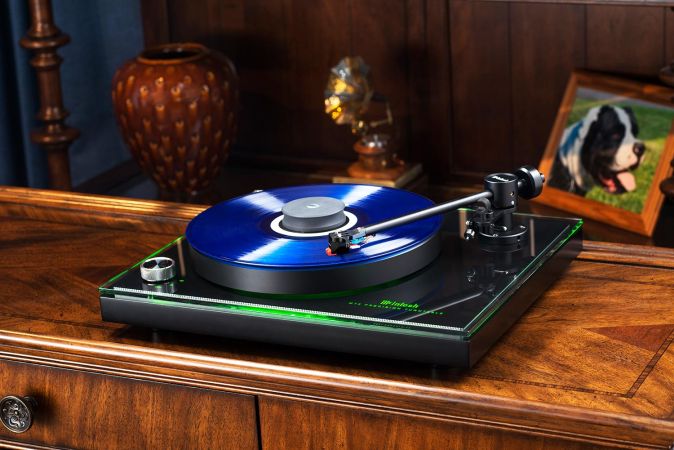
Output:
top-left (100, 211), bottom-right (582, 339)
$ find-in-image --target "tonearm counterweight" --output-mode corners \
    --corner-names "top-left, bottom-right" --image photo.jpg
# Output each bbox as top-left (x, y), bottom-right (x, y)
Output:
top-left (327, 166), bottom-right (545, 254)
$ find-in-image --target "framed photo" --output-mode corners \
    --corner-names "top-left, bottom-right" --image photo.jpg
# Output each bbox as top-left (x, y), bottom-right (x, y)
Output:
top-left (536, 71), bottom-right (674, 236)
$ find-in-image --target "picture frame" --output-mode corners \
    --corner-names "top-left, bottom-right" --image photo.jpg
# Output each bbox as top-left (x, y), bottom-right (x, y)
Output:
top-left (535, 70), bottom-right (674, 236)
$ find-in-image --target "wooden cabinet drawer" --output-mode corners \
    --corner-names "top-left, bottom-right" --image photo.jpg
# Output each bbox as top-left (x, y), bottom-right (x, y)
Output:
top-left (0, 360), bottom-right (258, 449)
top-left (258, 397), bottom-right (618, 450)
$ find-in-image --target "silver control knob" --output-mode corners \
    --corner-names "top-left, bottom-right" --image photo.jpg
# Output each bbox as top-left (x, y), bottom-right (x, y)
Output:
top-left (140, 257), bottom-right (176, 283)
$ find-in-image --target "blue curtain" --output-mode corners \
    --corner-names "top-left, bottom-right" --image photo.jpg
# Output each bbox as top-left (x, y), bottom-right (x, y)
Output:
top-left (0, 0), bottom-right (144, 188)
top-left (0, 1), bottom-right (40, 186)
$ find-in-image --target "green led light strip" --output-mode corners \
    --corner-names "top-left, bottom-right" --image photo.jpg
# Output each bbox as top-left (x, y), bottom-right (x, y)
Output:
top-left (143, 296), bottom-right (453, 338)
top-left (116, 288), bottom-right (463, 332)
top-left (103, 214), bottom-right (583, 338)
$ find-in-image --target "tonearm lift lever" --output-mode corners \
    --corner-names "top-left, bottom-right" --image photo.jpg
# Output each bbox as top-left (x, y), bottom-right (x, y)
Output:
top-left (328, 166), bottom-right (545, 254)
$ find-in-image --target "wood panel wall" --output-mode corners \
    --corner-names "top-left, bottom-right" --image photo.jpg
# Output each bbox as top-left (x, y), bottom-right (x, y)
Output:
top-left (140, 0), bottom-right (674, 183)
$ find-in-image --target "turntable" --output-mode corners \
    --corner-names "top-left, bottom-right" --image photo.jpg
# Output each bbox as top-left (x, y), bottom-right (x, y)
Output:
top-left (99, 166), bottom-right (582, 367)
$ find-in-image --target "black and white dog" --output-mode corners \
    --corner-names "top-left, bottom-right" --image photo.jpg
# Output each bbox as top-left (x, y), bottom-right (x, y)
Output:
top-left (549, 105), bottom-right (646, 195)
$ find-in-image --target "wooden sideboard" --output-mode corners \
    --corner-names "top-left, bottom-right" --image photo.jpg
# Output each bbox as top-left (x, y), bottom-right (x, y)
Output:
top-left (1, 186), bottom-right (674, 449)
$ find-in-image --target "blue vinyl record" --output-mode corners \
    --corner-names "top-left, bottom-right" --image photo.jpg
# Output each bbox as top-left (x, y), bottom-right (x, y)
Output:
top-left (186, 184), bottom-right (442, 271)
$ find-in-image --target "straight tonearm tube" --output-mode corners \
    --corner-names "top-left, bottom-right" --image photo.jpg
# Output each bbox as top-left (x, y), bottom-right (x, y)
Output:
top-left (327, 165), bottom-right (545, 254)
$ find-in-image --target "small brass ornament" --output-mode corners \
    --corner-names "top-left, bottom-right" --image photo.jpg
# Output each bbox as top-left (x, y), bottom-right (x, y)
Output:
top-left (324, 57), bottom-right (408, 182)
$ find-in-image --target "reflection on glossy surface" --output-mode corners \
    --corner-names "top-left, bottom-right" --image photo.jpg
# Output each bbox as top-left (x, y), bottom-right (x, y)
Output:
top-left (185, 184), bottom-right (442, 268)
top-left (142, 280), bottom-right (177, 294)
top-left (240, 190), bottom-right (284, 213)
top-left (104, 212), bottom-right (581, 337)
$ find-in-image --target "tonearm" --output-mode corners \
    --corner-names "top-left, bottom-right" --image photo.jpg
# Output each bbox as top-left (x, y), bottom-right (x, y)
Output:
top-left (327, 166), bottom-right (545, 254)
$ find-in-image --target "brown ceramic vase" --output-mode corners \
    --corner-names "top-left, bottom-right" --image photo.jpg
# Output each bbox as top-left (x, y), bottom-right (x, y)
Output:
top-left (112, 43), bottom-right (238, 202)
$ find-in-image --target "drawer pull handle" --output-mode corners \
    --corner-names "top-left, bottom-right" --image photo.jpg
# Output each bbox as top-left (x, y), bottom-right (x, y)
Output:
top-left (0, 396), bottom-right (36, 433)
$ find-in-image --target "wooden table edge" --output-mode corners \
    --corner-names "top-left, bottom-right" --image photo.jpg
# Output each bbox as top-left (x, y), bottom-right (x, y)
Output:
top-left (3, 186), bottom-right (674, 447)
top-left (0, 329), bottom-right (671, 447)
top-left (0, 186), bottom-right (206, 234)
top-left (2, 185), bottom-right (673, 267)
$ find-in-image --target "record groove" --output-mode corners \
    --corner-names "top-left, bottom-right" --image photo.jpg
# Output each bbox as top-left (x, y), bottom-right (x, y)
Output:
top-left (186, 184), bottom-right (442, 294)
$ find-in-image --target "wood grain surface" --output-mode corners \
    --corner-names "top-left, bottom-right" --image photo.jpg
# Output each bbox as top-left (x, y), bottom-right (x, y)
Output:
top-left (0, 186), bottom-right (205, 234)
top-left (258, 397), bottom-right (619, 450)
top-left (0, 360), bottom-right (258, 449)
top-left (139, 0), bottom-right (674, 183)
top-left (1, 192), bottom-right (674, 448)
top-left (509, 3), bottom-right (586, 168)
top-left (586, 6), bottom-right (665, 76)
top-left (450, 0), bottom-right (513, 173)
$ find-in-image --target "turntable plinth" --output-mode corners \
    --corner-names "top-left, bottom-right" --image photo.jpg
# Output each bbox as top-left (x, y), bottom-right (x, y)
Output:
top-left (2, 186), bottom-right (674, 449)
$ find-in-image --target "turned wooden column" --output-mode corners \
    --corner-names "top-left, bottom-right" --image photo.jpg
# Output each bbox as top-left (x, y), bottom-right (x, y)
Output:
top-left (20, 0), bottom-right (79, 190)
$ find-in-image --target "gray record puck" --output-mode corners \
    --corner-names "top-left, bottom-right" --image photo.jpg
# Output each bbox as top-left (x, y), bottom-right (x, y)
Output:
top-left (281, 197), bottom-right (346, 232)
